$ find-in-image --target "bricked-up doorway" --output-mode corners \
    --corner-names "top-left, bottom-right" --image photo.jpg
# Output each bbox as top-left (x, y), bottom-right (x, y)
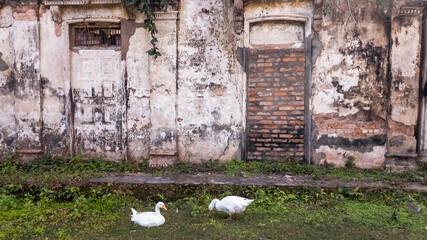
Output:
top-left (247, 48), bottom-right (306, 162)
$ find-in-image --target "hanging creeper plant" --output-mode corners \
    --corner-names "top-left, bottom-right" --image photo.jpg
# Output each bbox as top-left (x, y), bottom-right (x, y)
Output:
top-left (122, 0), bottom-right (169, 58)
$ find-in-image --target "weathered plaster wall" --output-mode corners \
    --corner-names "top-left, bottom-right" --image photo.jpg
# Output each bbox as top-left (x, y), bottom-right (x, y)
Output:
top-left (11, 3), bottom-right (43, 159)
top-left (149, 12), bottom-right (179, 166)
top-left (125, 14), bottom-right (152, 161)
top-left (0, 6), bottom-right (15, 156)
top-left (390, 12), bottom-right (421, 128)
top-left (0, 0), bottom-right (425, 170)
top-left (386, 7), bottom-right (423, 171)
top-left (39, 6), bottom-right (69, 156)
top-left (177, 0), bottom-right (243, 163)
top-left (311, 0), bottom-right (389, 168)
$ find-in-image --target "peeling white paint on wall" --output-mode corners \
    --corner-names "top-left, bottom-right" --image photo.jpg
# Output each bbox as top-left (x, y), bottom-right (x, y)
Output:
top-left (177, 0), bottom-right (243, 162)
top-left (318, 145), bottom-right (386, 169)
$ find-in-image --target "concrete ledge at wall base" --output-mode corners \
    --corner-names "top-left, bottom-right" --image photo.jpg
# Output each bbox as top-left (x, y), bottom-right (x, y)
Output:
top-left (149, 153), bottom-right (178, 167)
top-left (15, 150), bottom-right (44, 163)
top-left (417, 151), bottom-right (427, 162)
top-left (385, 156), bottom-right (418, 173)
top-left (88, 172), bottom-right (427, 193)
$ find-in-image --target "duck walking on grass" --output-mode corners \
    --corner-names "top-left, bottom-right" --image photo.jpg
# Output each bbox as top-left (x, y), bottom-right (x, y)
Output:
top-left (208, 196), bottom-right (254, 219)
top-left (131, 202), bottom-right (167, 227)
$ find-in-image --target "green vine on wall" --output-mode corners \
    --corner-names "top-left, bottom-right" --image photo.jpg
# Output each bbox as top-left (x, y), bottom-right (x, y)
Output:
top-left (122, 0), bottom-right (169, 58)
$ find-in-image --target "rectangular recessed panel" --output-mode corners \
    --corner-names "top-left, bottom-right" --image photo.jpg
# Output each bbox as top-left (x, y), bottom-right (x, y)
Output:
top-left (83, 85), bottom-right (93, 98)
top-left (79, 59), bottom-right (96, 81)
top-left (250, 20), bottom-right (304, 47)
top-left (102, 82), bottom-right (114, 98)
top-left (82, 106), bottom-right (94, 123)
top-left (103, 105), bottom-right (115, 123)
top-left (101, 59), bottom-right (115, 75)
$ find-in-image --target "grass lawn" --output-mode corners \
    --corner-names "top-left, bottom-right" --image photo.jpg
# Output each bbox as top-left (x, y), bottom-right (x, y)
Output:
top-left (1, 156), bottom-right (426, 239)
top-left (1, 185), bottom-right (426, 240)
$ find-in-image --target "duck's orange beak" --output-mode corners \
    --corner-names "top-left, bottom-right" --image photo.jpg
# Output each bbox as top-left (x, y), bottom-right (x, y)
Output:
top-left (162, 204), bottom-right (167, 210)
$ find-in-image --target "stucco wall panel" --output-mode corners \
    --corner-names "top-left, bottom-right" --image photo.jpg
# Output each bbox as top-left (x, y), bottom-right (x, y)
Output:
top-left (11, 10), bottom-right (42, 153)
top-left (387, 9), bottom-right (422, 157)
top-left (177, 0), bottom-right (243, 163)
top-left (0, 22), bottom-right (15, 155)
top-left (126, 14), bottom-right (151, 161)
top-left (39, 9), bottom-right (69, 156)
top-left (311, 0), bottom-right (389, 167)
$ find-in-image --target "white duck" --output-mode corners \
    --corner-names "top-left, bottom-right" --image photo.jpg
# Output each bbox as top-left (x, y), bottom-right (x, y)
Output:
top-left (208, 196), bottom-right (254, 219)
top-left (131, 202), bottom-right (167, 227)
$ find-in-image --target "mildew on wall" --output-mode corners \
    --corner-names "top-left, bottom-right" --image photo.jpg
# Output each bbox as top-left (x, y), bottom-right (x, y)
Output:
top-left (39, 7), bottom-right (69, 156)
top-left (0, 5), bottom-right (15, 156)
top-left (11, 2), bottom-right (43, 160)
top-left (176, 0), bottom-right (244, 163)
top-left (311, 0), bottom-right (390, 168)
top-left (124, 16), bottom-right (152, 161)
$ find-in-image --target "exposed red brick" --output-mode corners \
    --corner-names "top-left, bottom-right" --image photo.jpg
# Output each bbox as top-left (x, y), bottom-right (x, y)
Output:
top-left (248, 48), bottom-right (306, 162)
top-left (279, 106), bottom-right (295, 110)
top-left (273, 111), bottom-right (287, 115)
top-left (265, 49), bottom-right (279, 53)
top-left (283, 58), bottom-right (297, 62)
top-left (258, 63), bottom-right (273, 67)
top-left (263, 125), bottom-right (278, 129)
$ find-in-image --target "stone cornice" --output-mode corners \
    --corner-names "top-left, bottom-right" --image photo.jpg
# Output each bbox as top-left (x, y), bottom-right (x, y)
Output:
top-left (43, 0), bottom-right (121, 5)
top-left (392, 7), bottom-right (424, 16)
top-left (154, 11), bottom-right (178, 20)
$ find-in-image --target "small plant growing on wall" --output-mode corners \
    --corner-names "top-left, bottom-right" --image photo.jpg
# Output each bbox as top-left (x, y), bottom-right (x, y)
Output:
top-left (345, 155), bottom-right (356, 168)
top-left (121, 0), bottom-right (169, 58)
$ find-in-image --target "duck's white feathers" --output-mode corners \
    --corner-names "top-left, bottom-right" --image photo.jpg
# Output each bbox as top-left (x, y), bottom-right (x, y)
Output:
top-left (211, 196), bottom-right (254, 216)
top-left (131, 202), bottom-right (166, 227)
top-left (131, 211), bottom-right (165, 227)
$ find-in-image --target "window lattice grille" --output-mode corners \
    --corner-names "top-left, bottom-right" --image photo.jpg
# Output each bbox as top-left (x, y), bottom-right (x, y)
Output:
top-left (73, 26), bottom-right (121, 47)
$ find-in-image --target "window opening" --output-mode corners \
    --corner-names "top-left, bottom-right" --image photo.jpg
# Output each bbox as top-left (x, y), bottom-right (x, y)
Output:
top-left (71, 23), bottom-right (121, 48)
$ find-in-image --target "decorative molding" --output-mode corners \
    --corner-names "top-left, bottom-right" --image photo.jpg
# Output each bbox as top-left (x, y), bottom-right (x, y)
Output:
top-left (392, 7), bottom-right (424, 16)
top-left (65, 17), bottom-right (121, 23)
top-left (313, 0), bottom-right (323, 32)
top-left (154, 11), bottom-right (178, 20)
top-left (234, 0), bottom-right (244, 34)
top-left (244, 15), bottom-right (311, 48)
top-left (43, 0), bottom-right (121, 6)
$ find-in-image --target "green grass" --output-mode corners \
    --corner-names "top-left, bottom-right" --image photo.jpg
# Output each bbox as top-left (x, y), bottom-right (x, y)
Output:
top-left (0, 185), bottom-right (426, 240)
